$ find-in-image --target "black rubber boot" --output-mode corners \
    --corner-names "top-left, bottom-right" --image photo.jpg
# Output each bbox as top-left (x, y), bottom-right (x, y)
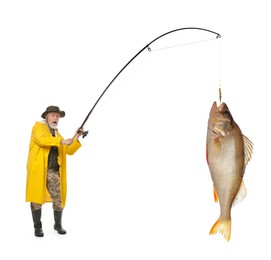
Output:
top-left (31, 209), bottom-right (44, 237)
top-left (54, 210), bottom-right (67, 235)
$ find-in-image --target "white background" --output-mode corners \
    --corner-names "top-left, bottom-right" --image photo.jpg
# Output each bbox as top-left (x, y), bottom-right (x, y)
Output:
top-left (0, 0), bottom-right (270, 259)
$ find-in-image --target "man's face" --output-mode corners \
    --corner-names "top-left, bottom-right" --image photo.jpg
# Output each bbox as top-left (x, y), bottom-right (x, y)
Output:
top-left (46, 112), bottom-right (60, 129)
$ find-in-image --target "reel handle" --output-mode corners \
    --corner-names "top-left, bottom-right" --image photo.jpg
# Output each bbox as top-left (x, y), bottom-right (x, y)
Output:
top-left (82, 130), bottom-right (89, 138)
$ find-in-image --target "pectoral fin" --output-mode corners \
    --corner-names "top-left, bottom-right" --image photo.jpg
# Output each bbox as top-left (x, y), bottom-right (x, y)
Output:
top-left (243, 135), bottom-right (253, 166)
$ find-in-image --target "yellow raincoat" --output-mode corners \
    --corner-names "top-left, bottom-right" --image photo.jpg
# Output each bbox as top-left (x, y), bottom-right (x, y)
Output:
top-left (26, 120), bottom-right (81, 208)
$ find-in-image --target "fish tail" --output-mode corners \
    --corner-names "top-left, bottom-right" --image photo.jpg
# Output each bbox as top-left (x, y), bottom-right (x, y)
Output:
top-left (209, 218), bottom-right (231, 241)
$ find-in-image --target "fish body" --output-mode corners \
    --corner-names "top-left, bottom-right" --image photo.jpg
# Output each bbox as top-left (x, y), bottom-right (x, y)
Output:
top-left (206, 101), bottom-right (253, 241)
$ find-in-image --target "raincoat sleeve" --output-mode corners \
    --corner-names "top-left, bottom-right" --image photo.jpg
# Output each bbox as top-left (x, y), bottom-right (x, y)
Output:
top-left (64, 139), bottom-right (82, 155)
top-left (32, 121), bottom-right (62, 147)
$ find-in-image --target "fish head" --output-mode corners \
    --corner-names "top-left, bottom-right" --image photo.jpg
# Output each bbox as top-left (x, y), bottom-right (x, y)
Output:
top-left (208, 101), bottom-right (233, 137)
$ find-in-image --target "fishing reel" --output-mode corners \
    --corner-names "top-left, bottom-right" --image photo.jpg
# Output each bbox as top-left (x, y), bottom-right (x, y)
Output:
top-left (82, 130), bottom-right (89, 138)
top-left (77, 128), bottom-right (88, 138)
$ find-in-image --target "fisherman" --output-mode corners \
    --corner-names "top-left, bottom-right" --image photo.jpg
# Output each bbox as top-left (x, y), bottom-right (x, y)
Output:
top-left (25, 105), bottom-right (84, 237)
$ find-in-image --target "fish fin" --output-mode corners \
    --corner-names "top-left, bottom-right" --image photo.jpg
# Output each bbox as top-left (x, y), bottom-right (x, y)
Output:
top-left (209, 218), bottom-right (231, 241)
top-left (213, 185), bottom-right (219, 202)
top-left (232, 180), bottom-right (247, 207)
top-left (206, 144), bottom-right (209, 165)
top-left (243, 135), bottom-right (253, 166)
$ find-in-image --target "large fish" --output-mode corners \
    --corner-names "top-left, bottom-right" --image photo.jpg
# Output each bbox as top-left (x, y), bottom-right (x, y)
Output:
top-left (206, 101), bottom-right (253, 241)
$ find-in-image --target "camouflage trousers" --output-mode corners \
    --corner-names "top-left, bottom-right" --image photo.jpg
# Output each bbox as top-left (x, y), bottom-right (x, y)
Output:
top-left (31, 169), bottom-right (63, 211)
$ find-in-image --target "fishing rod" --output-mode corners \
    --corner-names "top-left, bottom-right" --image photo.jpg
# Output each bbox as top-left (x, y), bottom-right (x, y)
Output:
top-left (79, 27), bottom-right (221, 138)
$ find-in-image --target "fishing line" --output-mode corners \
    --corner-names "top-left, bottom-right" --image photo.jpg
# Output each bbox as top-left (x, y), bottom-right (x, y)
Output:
top-left (218, 36), bottom-right (222, 104)
top-left (77, 27), bottom-right (221, 138)
top-left (149, 37), bottom-right (218, 52)
top-left (95, 37), bottom-right (216, 117)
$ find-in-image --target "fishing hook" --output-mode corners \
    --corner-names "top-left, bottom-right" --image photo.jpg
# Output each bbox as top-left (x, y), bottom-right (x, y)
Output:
top-left (79, 27), bottom-right (221, 138)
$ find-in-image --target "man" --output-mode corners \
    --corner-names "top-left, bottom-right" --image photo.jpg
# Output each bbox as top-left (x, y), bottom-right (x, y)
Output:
top-left (26, 105), bottom-right (84, 237)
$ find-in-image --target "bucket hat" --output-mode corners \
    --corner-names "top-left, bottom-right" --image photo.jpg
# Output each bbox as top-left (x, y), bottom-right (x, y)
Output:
top-left (41, 106), bottom-right (65, 119)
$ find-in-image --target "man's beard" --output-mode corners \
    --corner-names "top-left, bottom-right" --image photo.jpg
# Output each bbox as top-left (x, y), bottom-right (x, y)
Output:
top-left (48, 122), bottom-right (58, 129)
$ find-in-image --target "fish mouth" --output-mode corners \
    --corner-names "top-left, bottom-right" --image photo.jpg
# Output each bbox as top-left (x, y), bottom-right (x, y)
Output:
top-left (218, 102), bottom-right (228, 110)
top-left (211, 102), bottom-right (232, 123)
top-left (209, 101), bottom-right (233, 136)
top-left (212, 101), bottom-right (228, 110)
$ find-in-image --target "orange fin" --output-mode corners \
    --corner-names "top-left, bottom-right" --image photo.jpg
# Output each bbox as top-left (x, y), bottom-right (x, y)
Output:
top-left (209, 218), bottom-right (231, 241)
top-left (213, 185), bottom-right (219, 202)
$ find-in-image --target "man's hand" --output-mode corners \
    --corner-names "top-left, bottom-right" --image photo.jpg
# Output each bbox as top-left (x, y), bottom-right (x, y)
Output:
top-left (71, 128), bottom-right (85, 141)
top-left (73, 128), bottom-right (85, 139)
